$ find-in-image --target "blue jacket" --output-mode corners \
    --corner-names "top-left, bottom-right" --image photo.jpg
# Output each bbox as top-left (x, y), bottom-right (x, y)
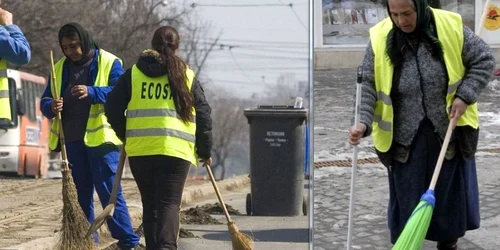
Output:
top-left (0, 24), bottom-right (31, 65)
top-left (40, 49), bottom-right (124, 119)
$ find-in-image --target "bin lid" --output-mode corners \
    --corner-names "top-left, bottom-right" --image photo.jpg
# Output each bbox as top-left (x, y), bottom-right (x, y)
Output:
top-left (243, 105), bottom-right (308, 118)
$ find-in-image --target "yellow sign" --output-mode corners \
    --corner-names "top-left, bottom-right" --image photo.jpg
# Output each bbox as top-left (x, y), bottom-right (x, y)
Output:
top-left (485, 4), bottom-right (500, 30)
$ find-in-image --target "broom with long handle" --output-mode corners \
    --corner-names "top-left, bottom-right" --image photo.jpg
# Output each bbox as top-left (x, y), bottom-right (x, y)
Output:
top-left (50, 50), bottom-right (97, 250)
top-left (204, 163), bottom-right (254, 250)
top-left (392, 115), bottom-right (457, 250)
top-left (346, 66), bottom-right (363, 249)
top-left (86, 145), bottom-right (127, 237)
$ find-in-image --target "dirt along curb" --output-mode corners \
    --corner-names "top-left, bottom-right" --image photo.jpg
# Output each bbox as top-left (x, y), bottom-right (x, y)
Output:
top-left (3, 175), bottom-right (250, 250)
top-left (180, 175), bottom-right (250, 206)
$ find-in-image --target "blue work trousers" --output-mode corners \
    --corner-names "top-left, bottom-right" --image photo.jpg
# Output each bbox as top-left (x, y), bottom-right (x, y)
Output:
top-left (65, 140), bottom-right (139, 248)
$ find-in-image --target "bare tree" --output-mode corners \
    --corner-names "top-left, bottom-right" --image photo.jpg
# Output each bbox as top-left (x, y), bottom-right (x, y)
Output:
top-left (2, 0), bottom-right (220, 171)
top-left (177, 13), bottom-right (222, 80)
top-left (264, 72), bottom-right (308, 106)
top-left (2, 0), bottom-right (195, 74)
top-left (206, 89), bottom-right (248, 180)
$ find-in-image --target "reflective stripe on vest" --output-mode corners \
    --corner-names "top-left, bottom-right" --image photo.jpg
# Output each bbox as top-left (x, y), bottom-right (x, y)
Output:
top-left (125, 65), bottom-right (198, 166)
top-left (48, 49), bottom-right (123, 150)
top-left (369, 8), bottom-right (478, 153)
top-left (0, 59), bottom-right (11, 121)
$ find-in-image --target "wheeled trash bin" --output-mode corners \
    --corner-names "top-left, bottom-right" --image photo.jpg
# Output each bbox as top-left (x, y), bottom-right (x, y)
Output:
top-left (244, 105), bottom-right (308, 216)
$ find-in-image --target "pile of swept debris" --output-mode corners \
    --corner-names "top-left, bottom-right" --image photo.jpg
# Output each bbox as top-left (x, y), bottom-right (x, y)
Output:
top-left (129, 202), bottom-right (242, 242)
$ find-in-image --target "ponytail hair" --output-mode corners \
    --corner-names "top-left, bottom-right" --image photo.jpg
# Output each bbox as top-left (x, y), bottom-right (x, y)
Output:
top-left (151, 26), bottom-right (194, 123)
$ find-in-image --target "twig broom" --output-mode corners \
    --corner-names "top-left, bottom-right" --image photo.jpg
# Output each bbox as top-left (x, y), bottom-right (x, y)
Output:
top-left (204, 163), bottom-right (254, 250)
top-left (50, 50), bottom-right (97, 250)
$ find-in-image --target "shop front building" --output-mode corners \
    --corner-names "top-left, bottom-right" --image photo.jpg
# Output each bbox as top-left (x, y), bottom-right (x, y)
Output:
top-left (314, 0), bottom-right (500, 71)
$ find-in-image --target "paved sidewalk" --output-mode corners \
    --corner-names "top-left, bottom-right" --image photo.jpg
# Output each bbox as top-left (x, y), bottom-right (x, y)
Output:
top-left (313, 155), bottom-right (500, 250)
top-left (313, 69), bottom-right (500, 250)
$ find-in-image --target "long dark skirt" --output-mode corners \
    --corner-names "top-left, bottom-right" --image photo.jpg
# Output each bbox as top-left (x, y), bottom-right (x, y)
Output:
top-left (387, 118), bottom-right (480, 244)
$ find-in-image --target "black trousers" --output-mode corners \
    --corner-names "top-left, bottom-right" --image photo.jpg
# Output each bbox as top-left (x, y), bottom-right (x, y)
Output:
top-left (129, 155), bottom-right (191, 250)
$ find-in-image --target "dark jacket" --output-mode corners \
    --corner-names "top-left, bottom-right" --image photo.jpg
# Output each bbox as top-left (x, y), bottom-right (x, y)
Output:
top-left (104, 50), bottom-right (213, 159)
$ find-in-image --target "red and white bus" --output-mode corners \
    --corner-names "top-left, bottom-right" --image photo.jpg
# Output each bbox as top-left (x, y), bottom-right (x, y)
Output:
top-left (0, 68), bottom-right (49, 178)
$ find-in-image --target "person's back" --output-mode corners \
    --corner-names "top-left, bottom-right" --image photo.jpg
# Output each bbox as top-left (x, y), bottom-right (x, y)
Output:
top-left (104, 25), bottom-right (213, 250)
top-left (0, 2), bottom-right (30, 122)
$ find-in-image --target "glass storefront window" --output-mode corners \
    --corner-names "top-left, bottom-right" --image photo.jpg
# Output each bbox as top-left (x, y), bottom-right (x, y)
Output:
top-left (321, 0), bottom-right (475, 46)
top-left (441, 0), bottom-right (475, 32)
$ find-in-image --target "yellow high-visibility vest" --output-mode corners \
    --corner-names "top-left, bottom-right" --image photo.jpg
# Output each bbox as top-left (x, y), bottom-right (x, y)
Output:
top-left (0, 59), bottom-right (11, 121)
top-left (369, 8), bottom-right (479, 153)
top-left (48, 49), bottom-right (123, 150)
top-left (125, 65), bottom-right (198, 166)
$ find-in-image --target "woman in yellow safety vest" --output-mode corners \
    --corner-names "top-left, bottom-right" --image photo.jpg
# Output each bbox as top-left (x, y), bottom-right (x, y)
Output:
top-left (348, 0), bottom-right (495, 249)
top-left (104, 25), bottom-right (213, 250)
top-left (40, 22), bottom-right (139, 250)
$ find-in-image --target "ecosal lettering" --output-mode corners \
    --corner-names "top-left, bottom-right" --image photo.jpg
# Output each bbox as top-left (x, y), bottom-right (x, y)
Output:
top-left (141, 82), bottom-right (173, 100)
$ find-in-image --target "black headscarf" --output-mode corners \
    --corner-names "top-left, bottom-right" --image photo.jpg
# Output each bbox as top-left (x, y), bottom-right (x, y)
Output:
top-left (58, 22), bottom-right (98, 65)
top-left (385, 0), bottom-right (443, 67)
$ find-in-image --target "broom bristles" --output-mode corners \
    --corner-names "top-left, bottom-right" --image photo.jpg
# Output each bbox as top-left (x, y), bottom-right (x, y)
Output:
top-left (55, 168), bottom-right (98, 250)
top-left (228, 221), bottom-right (254, 250)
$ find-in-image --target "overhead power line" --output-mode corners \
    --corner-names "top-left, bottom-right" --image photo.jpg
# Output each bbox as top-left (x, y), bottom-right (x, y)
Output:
top-left (179, 42), bottom-right (308, 61)
top-left (199, 38), bottom-right (307, 46)
top-left (208, 66), bottom-right (308, 71)
top-left (214, 51), bottom-right (308, 61)
top-left (225, 46), bottom-right (307, 54)
top-left (228, 49), bottom-right (257, 83)
top-left (202, 43), bottom-right (307, 54)
top-left (276, 0), bottom-right (307, 31)
top-left (190, 3), bottom-right (294, 8)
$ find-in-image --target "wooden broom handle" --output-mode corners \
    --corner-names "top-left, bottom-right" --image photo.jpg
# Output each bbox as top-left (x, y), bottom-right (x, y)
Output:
top-left (428, 116), bottom-right (458, 190)
top-left (109, 146), bottom-right (127, 204)
top-left (50, 50), bottom-right (70, 171)
top-left (205, 164), bottom-right (232, 223)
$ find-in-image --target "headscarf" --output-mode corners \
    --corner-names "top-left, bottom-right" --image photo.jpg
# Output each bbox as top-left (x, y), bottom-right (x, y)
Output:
top-left (385, 0), bottom-right (443, 67)
top-left (58, 22), bottom-right (98, 65)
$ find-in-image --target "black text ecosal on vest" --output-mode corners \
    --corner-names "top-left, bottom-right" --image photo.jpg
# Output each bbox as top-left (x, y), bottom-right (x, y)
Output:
top-left (141, 82), bottom-right (174, 100)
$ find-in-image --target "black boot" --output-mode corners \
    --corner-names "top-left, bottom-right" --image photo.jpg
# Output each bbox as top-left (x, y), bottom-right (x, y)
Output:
top-left (437, 239), bottom-right (458, 250)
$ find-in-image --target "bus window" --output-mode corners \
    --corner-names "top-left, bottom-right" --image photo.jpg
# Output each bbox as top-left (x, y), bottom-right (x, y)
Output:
top-left (37, 83), bottom-right (44, 99)
top-left (29, 81), bottom-right (36, 122)
top-left (22, 80), bottom-right (37, 123)
top-left (21, 80), bottom-right (29, 119)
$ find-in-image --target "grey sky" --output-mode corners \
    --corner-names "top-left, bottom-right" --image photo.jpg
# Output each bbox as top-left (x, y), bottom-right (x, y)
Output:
top-left (187, 0), bottom-right (309, 98)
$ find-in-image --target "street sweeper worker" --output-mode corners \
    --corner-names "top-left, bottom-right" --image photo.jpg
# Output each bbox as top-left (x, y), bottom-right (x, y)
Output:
top-left (348, 0), bottom-right (495, 249)
top-left (0, 1), bottom-right (30, 123)
top-left (39, 22), bottom-right (140, 250)
top-left (104, 25), bottom-right (213, 250)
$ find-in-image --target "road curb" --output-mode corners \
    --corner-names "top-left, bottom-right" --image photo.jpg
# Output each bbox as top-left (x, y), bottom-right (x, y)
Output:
top-left (3, 175), bottom-right (251, 250)
top-left (181, 175), bottom-right (251, 206)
